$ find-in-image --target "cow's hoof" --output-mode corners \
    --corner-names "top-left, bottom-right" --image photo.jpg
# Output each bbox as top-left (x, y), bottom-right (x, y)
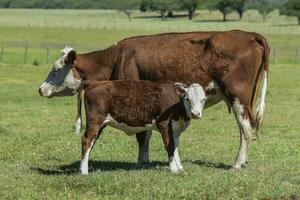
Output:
top-left (80, 171), bottom-right (88, 175)
top-left (231, 165), bottom-right (241, 171)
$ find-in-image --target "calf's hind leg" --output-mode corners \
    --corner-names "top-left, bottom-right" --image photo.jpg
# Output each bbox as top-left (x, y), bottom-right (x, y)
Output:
top-left (135, 131), bottom-right (151, 167)
top-left (80, 119), bottom-right (105, 175)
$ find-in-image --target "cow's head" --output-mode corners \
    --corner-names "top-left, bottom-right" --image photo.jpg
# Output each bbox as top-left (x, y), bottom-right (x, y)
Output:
top-left (175, 83), bottom-right (206, 119)
top-left (39, 47), bottom-right (81, 98)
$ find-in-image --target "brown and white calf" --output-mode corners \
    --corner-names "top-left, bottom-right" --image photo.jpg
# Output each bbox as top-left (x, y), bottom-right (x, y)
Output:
top-left (80, 80), bottom-right (206, 174)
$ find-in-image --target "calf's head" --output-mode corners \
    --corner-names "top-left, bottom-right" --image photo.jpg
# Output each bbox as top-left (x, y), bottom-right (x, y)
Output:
top-left (39, 47), bottom-right (81, 98)
top-left (175, 83), bottom-right (206, 119)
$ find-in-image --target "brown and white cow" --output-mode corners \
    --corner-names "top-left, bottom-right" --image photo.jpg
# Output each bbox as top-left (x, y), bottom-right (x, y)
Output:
top-left (78, 80), bottom-right (206, 174)
top-left (39, 30), bottom-right (270, 170)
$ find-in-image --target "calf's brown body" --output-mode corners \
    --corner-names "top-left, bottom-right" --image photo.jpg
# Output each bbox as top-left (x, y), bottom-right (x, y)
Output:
top-left (81, 80), bottom-right (197, 174)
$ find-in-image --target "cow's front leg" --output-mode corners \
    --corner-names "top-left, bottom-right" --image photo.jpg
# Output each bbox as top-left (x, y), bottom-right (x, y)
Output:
top-left (135, 130), bottom-right (151, 167)
top-left (80, 122), bottom-right (103, 175)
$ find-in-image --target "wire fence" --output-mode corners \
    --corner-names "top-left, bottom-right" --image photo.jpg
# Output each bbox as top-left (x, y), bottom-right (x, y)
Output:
top-left (0, 41), bottom-right (299, 66)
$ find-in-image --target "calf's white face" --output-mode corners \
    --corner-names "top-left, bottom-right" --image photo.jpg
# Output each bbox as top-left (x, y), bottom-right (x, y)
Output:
top-left (176, 83), bottom-right (206, 119)
top-left (39, 47), bottom-right (81, 98)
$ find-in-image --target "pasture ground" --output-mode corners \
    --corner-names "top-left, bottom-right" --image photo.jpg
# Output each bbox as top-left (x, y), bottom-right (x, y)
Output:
top-left (0, 9), bottom-right (299, 200)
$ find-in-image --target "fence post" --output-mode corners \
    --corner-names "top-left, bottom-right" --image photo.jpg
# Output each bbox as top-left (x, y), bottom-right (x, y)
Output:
top-left (0, 47), bottom-right (4, 63)
top-left (24, 45), bottom-right (28, 64)
top-left (46, 48), bottom-right (49, 64)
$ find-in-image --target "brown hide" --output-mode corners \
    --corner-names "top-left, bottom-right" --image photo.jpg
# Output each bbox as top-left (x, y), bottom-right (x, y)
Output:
top-left (73, 30), bottom-right (270, 127)
top-left (83, 80), bottom-right (187, 127)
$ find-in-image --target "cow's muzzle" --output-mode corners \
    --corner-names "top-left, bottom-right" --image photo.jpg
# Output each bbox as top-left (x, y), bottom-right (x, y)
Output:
top-left (191, 112), bottom-right (201, 119)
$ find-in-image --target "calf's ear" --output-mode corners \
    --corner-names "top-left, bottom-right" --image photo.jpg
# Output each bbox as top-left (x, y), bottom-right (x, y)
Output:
top-left (65, 50), bottom-right (76, 65)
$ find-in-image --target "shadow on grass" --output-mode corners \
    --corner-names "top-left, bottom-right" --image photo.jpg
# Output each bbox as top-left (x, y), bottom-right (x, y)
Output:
top-left (191, 160), bottom-right (231, 170)
top-left (31, 160), bottom-right (167, 176)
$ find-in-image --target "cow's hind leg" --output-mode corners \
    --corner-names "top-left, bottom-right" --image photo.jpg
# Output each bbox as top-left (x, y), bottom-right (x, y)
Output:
top-left (135, 131), bottom-right (151, 167)
top-left (80, 120), bottom-right (104, 175)
top-left (232, 98), bottom-right (254, 170)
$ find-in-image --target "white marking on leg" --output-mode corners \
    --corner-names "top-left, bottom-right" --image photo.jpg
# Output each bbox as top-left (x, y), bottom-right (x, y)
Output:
top-left (173, 147), bottom-right (183, 170)
top-left (232, 98), bottom-right (253, 170)
top-left (170, 120), bottom-right (190, 172)
top-left (80, 139), bottom-right (95, 175)
top-left (169, 157), bottom-right (179, 173)
top-left (75, 117), bottom-right (81, 135)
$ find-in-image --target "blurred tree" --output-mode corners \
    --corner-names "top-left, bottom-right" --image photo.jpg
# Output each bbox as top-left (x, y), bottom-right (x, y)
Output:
top-left (205, 0), bottom-right (220, 12)
top-left (150, 0), bottom-right (178, 20)
top-left (215, 0), bottom-right (234, 21)
top-left (250, 0), bottom-right (286, 22)
top-left (232, 0), bottom-right (248, 20)
top-left (140, 0), bottom-right (148, 12)
top-left (116, 0), bottom-right (139, 22)
top-left (178, 0), bottom-right (200, 20)
top-left (281, 0), bottom-right (300, 25)
top-left (0, 0), bottom-right (11, 8)
top-left (256, 0), bottom-right (274, 22)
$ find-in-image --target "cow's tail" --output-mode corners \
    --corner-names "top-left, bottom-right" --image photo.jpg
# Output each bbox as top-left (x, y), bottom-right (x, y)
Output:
top-left (75, 90), bottom-right (83, 135)
top-left (253, 35), bottom-right (270, 139)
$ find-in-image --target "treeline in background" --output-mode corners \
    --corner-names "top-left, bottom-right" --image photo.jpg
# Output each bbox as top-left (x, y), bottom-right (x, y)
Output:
top-left (0, 0), bottom-right (299, 24)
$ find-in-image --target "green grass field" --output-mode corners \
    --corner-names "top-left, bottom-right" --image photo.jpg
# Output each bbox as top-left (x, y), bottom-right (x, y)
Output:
top-left (0, 9), bottom-right (299, 200)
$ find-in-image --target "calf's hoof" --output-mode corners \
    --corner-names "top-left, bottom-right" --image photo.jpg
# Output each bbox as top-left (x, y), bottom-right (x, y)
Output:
top-left (169, 161), bottom-right (184, 174)
top-left (80, 166), bottom-right (89, 175)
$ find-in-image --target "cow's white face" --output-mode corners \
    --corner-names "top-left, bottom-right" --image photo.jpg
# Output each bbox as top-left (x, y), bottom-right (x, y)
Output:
top-left (176, 83), bottom-right (206, 119)
top-left (39, 47), bottom-right (81, 98)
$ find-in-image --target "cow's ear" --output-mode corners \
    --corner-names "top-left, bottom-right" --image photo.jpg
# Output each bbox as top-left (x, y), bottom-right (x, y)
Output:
top-left (175, 83), bottom-right (187, 97)
top-left (65, 50), bottom-right (76, 65)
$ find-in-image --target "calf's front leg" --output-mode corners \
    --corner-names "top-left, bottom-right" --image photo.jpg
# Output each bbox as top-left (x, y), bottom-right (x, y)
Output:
top-left (80, 121), bottom-right (103, 175)
top-left (158, 122), bottom-right (181, 173)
